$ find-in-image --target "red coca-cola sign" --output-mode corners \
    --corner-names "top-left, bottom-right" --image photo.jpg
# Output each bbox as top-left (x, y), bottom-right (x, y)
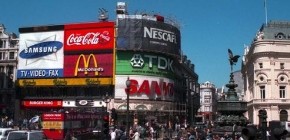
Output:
top-left (64, 22), bottom-right (114, 51)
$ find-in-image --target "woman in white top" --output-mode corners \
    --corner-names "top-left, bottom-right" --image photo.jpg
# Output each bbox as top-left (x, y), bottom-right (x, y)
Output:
top-left (132, 130), bottom-right (140, 140)
top-left (110, 129), bottom-right (116, 140)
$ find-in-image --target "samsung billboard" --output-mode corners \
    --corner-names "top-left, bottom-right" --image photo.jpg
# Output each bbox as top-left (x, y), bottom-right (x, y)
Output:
top-left (17, 31), bottom-right (64, 79)
top-left (117, 18), bottom-right (181, 56)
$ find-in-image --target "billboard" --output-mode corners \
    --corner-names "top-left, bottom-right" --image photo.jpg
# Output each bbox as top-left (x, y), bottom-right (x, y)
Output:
top-left (18, 78), bottom-right (113, 86)
top-left (64, 22), bottom-right (114, 52)
top-left (116, 51), bottom-right (176, 78)
top-left (17, 31), bottom-right (64, 79)
top-left (64, 53), bottom-right (113, 77)
top-left (22, 100), bottom-right (63, 108)
top-left (115, 75), bottom-right (174, 101)
top-left (117, 18), bottom-right (181, 56)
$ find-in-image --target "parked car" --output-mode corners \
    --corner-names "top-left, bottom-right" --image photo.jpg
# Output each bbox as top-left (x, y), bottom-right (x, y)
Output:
top-left (6, 130), bottom-right (48, 140)
top-left (0, 128), bottom-right (16, 140)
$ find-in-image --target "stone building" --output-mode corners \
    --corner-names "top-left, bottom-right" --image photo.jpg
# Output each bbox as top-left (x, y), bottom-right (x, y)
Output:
top-left (0, 24), bottom-right (18, 117)
top-left (242, 21), bottom-right (290, 125)
top-left (198, 81), bottom-right (217, 124)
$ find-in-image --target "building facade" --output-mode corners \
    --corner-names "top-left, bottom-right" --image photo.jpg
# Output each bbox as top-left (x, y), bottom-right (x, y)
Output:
top-left (198, 81), bottom-right (217, 124)
top-left (113, 2), bottom-right (199, 126)
top-left (15, 2), bottom-right (199, 128)
top-left (0, 24), bottom-right (18, 117)
top-left (242, 21), bottom-right (290, 125)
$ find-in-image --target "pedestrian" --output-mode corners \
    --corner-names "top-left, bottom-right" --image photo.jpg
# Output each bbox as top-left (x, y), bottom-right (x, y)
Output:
top-left (110, 128), bottom-right (116, 140)
top-left (266, 128), bottom-right (271, 140)
top-left (131, 129), bottom-right (140, 140)
top-left (149, 125), bottom-right (154, 140)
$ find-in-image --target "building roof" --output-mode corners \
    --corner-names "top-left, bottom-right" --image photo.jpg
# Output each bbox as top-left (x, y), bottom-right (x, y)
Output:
top-left (260, 21), bottom-right (290, 40)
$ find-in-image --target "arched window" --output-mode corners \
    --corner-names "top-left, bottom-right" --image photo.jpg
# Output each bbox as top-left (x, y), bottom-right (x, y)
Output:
top-left (280, 110), bottom-right (288, 121)
top-left (136, 105), bottom-right (147, 110)
top-left (258, 110), bottom-right (267, 126)
top-left (118, 104), bottom-right (131, 110)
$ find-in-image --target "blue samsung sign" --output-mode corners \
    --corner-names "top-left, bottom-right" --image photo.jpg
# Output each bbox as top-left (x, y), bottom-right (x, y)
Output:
top-left (19, 41), bottom-right (63, 59)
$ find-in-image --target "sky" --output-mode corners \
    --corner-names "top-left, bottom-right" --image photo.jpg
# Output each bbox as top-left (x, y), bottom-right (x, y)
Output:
top-left (1, 0), bottom-right (290, 87)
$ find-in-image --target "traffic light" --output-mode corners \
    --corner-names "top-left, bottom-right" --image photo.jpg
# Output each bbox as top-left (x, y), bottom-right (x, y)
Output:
top-left (273, 128), bottom-right (288, 140)
top-left (103, 115), bottom-right (109, 135)
top-left (241, 125), bottom-right (258, 140)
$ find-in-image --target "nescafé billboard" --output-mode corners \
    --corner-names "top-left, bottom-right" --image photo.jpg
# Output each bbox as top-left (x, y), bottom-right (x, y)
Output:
top-left (116, 51), bottom-right (176, 78)
top-left (117, 18), bottom-right (181, 56)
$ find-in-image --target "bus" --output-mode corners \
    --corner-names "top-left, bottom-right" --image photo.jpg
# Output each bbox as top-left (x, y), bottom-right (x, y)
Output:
top-left (41, 112), bottom-right (109, 140)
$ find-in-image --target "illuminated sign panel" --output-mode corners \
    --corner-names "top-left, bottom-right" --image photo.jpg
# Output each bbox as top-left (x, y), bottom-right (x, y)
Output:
top-left (117, 18), bottom-right (181, 56)
top-left (42, 113), bottom-right (64, 121)
top-left (17, 31), bottom-right (64, 78)
top-left (63, 54), bottom-right (113, 77)
top-left (18, 78), bottom-right (113, 86)
top-left (116, 51), bottom-right (176, 78)
top-left (64, 22), bottom-right (114, 51)
top-left (22, 100), bottom-right (63, 108)
top-left (115, 75), bottom-right (174, 101)
top-left (42, 121), bottom-right (64, 129)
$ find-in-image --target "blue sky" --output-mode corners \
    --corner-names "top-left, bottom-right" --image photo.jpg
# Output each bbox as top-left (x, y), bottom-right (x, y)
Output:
top-left (1, 0), bottom-right (290, 87)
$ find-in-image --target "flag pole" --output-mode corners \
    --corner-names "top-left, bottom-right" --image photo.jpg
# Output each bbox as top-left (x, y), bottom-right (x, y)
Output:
top-left (264, 0), bottom-right (268, 25)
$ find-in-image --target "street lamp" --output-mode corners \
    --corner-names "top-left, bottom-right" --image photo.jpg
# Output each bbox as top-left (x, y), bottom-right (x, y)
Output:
top-left (102, 93), bottom-right (111, 112)
top-left (258, 110), bottom-right (267, 140)
top-left (125, 77), bottom-right (131, 139)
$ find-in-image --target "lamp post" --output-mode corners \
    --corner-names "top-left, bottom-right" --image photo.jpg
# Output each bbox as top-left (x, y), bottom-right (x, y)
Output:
top-left (102, 93), bottom-right (111, 112)
top-left (125, 77), bottom-right (131, 139)
top-left (258, 110), bottom-right (267, 140)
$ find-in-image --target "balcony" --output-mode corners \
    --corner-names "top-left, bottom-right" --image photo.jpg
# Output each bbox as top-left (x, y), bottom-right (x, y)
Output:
top-left (247, 99), bottom-right (290, 106)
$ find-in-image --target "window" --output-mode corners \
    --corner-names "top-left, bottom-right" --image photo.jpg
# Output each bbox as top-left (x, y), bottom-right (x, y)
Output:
top-left (259, 63), bottom-right (263, 68)
top-left (9, 52), bottom-right (14, 60)
top-left (260, 86), bottom-right (265, 99)
top-left (204, 106), bottom-right (210, 112)
top-left (0, 52), bottom-right (3, 60)
top-left (279, 86), bottom-right (286, 98)
top-left (0, 66), bottom-right (4, 73)
top-left (204, 99), bottom-right (210, 103)
top-left (280, 63), bottom-right (285, 69)
top-left (0, 40), bottom-right (3, 48)
top-left (280, 110), bottom-right (288, 122)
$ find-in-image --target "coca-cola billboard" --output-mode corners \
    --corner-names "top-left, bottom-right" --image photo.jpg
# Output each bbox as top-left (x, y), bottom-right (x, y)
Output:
top-left (64, 22), bottom-right (114, 52)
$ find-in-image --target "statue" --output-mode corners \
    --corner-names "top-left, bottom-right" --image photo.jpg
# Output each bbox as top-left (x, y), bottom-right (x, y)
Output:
top-left (228, 49), bottom-right (240, 72)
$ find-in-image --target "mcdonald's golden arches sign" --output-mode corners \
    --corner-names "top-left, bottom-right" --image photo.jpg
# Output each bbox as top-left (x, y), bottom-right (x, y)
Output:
top-left (64, 54), bottom-right (113, 77)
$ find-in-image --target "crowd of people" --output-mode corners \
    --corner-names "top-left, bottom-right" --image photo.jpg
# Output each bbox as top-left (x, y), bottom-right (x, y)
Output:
top-left (1, 115), bottom-right (41, 131)
top-left (106, 120), bottom-right (248, 140)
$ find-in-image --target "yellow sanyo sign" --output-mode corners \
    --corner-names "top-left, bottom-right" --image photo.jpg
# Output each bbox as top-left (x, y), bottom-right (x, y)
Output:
top-left (18, 78), bottom-right (113, 86)
top-left (74, 54), bottom-right (99, 76)
top-left (42, 121), bottom-right (63, 129)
